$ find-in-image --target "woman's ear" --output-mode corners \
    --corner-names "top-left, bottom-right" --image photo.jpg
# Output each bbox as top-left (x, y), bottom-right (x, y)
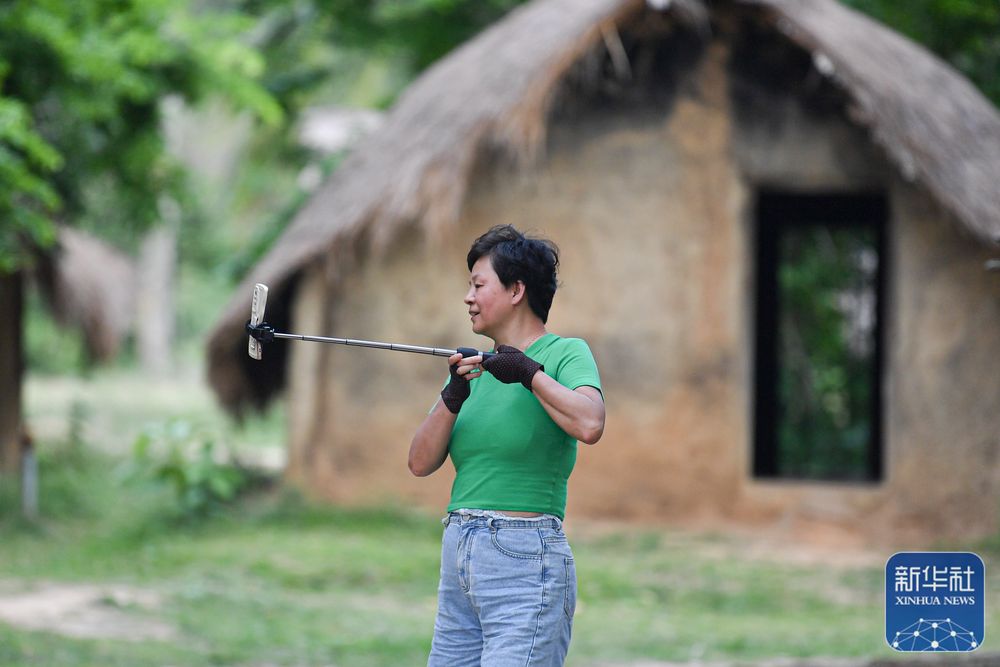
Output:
top-left (510, 281), bottom-right (527, 305)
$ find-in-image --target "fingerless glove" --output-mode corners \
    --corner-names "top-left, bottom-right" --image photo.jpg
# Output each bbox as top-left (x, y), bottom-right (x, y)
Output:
top-left (481, 345), bottom-right (543, 390)
top-left (440, 364), bottom-right (471, 413)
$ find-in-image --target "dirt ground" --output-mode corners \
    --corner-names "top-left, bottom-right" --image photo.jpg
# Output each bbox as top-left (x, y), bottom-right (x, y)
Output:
top-left (0, 580), bottom-right (176, 642)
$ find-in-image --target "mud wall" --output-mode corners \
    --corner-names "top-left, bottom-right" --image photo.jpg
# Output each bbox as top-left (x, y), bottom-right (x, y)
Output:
top-left (284, 39), bottom-right (1000, 546)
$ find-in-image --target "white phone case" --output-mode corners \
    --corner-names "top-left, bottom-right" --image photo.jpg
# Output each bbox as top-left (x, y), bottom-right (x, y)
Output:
top-left (248, 283), bottom-right (268, 360)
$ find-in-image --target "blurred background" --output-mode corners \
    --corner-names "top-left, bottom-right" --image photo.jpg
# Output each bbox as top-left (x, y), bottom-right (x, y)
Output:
top-left (0, 0), bottom-right (998, 665)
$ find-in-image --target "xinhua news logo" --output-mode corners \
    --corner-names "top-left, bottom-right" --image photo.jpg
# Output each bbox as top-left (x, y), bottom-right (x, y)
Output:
top-left (885, 552), bottom-right (985, 652)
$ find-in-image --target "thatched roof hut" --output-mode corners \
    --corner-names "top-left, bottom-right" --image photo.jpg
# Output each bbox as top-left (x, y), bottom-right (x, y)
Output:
top-left (208, 0), bottom-right (1000, 413)
top-left (37, 227), bottom-right (136, 362)
top-left (206, 0), bottom-right (1000, 544)
top-left (1, 227), bottom-right (135, 472)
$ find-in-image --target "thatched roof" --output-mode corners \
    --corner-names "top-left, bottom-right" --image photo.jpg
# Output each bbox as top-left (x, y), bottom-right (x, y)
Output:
top-left (745, 0), bottom-right (1000, 241)
top-left (207, 0), bottom-right (1000, 414)
top-left (36, 227), bottom-right (136, 361)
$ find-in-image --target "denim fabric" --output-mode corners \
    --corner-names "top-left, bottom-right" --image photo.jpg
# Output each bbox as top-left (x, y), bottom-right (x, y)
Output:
top-left (428, 512), bottom-right (576, 666)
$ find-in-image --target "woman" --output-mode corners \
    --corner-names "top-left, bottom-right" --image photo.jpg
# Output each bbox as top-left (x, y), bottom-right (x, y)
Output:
top-left (409, 224), bottom-right (605, 666)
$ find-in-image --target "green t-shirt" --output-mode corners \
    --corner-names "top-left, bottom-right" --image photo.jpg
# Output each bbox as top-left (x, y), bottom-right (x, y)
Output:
top-left (446, 333), bottom-right (602, 519)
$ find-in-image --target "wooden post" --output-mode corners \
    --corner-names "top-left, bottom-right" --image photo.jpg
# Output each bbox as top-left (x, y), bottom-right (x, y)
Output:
top-left (0, 270), bottom-right (24, 476)
top-left (21, 429), bottom-right (37, 521)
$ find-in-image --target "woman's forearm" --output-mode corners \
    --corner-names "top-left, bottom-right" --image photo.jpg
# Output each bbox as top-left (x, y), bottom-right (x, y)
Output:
top-left (408, 400), bottom-right (457, 476)
top-left (531, 373), bottom-right (605, 444)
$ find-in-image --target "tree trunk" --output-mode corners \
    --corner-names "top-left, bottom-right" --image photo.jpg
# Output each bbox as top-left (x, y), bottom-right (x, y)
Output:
top-left (136, 224), bottom-right (177, 376)
top-left (0, 271), bottom-right (24, 475)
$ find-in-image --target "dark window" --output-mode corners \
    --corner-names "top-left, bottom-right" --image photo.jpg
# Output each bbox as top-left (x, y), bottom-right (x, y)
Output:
top-left (753, 192), bottom-right (887, 482)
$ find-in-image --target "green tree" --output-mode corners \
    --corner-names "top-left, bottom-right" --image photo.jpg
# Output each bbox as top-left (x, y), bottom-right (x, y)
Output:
top-left (0, 0), bottom-right (282, 268)
top-left (844, 0), bottom-right (1000, 106)
top-left (208, 0), bottom-right (532, 278)
top-left (242, 0), bottom-right (530, 110)
top-left (776, 225), bottom-right (880, 480)
top-left (0, 0), bottom-right (281, 474)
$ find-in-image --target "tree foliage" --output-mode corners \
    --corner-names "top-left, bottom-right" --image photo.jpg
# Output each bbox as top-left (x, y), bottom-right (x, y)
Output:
top-left (243, 0), bottom-right (999, 111)
top-left (0, 0), bottom-right (282, 271)
top-left (234, 0), bottom-right (530, 113)
top-left (1, 0), bottom-right (993, 274)
top-left (845, 0), bottom-right (1000, 106)
top-left (206, 0), bottom-right (532, 277)
top-left (776, 225), bottom-right (880, 480)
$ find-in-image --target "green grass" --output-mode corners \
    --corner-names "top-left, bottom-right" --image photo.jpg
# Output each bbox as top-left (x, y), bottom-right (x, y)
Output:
top-left (5, 442), bottom-right (999, 666)
top-left (23, 364), bottom-right (286, 459)
top-left (0, 450), bottom-right (441, 666)
top-left (5, 370), bottom-right (1000, 665)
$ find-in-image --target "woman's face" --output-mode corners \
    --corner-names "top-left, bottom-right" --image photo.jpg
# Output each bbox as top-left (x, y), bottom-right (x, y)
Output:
top-left (465, 255), bottom-right (515, 338)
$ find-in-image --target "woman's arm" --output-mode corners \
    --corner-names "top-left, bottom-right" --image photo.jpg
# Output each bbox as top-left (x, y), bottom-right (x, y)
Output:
top-left (408, 399), bottom-right (458, 476)
top-left (531, 375), bottom-right (605, 445)
top-left (480, 346), bottom-right (605, 445)
top-left (408, 352), bottom-right (482, 476)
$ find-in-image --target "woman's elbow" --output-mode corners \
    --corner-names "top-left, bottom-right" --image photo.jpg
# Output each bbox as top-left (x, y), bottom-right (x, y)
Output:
top-left (408, 449), bottom-right (433, 477)
top-left (409, 460), bottom-right (431, 477)
top-left (408, 456), bottom-right (436, 477)
top-left (577, 418), bottom-right (605, 445)
top-left (572, 391), bottom-right (606, 445)
top-left (407, 441), bottom-right (424, 476)
top-left (408, 442), bottom-right (441, 477)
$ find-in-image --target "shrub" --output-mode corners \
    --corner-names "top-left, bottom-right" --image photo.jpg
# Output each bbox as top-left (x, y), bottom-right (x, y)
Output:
top-left (126, 420), bottom-right (255, 519)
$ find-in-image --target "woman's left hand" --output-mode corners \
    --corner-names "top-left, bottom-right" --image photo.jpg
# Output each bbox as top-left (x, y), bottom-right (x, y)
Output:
top-left (481, 345), bottom-right (543, 390)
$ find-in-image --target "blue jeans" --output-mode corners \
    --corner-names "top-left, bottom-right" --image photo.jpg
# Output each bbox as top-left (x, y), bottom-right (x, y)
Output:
top-left (427, 512), bottom-right (576, 666)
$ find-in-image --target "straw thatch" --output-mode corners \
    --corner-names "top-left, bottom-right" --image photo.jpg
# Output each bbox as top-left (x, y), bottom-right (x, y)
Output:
top-left (36, 227), bottom-right (136, 361)
top-left (207, 0), bottom-right (1000, 414)
top-left (744, 0), bottom-right (1000, 242)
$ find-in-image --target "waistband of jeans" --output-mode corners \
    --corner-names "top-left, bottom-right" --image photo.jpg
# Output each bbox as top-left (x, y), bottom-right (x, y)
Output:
top-left (443, 511), bottom-right (562, 530)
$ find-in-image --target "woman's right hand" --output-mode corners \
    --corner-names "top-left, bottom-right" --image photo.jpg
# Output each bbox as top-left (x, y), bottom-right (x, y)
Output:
top-left (451, 352), bottom-right (484, 379)
top-left (440, 352), bottom-right (482, 413)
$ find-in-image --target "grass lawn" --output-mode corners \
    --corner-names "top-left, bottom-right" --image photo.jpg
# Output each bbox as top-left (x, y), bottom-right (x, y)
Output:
top-left (2, 370), bottom-right (999, 665)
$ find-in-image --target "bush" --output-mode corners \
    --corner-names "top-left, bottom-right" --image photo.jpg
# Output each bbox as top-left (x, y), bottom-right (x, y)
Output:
top-left (125, 420), bottom-right (258, 519)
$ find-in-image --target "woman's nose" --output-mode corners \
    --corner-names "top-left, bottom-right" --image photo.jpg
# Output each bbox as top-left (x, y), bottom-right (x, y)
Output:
top-left (464, 287), bottom-right (475, 304)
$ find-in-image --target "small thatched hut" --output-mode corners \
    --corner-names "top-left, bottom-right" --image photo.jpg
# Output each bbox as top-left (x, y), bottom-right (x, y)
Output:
top-left (0, 228), bottom-right (135, 472)
top-left (207, 0), bottom-right (1000, 545)
top-left (35, 228), bottom-right (137, 362)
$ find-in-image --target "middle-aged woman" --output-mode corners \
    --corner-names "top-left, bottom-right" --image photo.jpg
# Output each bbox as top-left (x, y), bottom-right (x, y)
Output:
top-left (408, 224), bottom-right (606, 666)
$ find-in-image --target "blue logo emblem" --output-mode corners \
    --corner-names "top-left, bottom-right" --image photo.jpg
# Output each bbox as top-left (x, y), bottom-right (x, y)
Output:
top-left (885, 552), bottom-right (984, 651)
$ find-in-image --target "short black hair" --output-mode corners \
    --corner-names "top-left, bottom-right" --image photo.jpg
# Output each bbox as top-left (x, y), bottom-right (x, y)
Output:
top-left (467, 225), bottom-right (560, 323)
